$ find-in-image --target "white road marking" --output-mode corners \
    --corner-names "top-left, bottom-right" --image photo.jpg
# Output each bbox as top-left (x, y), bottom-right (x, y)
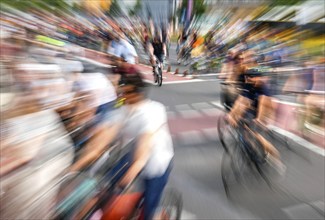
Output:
top-left (179, 110), bottom-right (202, 118)
top-left (193, 73), bottom-right (222, 77)
top-left (181, 210), bottom-right (197, 220)
top-left (268, 125), bottom-right (325, 157)
top-left (191, 102), bottom-right (214, 110)
top-left (175, 104), bottom-right (192, 111)
top-left (200, 108), bottom-right (221, 117)
top-left (143, 79), bottom-right (155, 85)
top-left (163, 79), bottom-right (204, 84)
top-left (210, 101), bottom-right (223, 109)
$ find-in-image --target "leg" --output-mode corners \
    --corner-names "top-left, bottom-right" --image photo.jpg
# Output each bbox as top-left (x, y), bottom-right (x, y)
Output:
top-left (143, 163), bottom-right (172, 220)
top-left (253, 132), bottom-right (279, 159)
top-left (150, 56), bottom-right (156, 72)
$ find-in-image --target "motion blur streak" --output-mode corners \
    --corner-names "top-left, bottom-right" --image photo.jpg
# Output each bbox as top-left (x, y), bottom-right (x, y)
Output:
top-left (0, 0), bottom-right (324, 219)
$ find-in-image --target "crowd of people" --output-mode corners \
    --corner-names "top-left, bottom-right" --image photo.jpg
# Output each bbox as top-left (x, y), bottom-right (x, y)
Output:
top-left (1, 3), bottom-right (176, 220)
top-left (1, 1), bottom-right (324, 219)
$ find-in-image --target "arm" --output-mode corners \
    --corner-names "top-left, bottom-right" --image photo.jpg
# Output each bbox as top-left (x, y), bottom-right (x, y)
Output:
top-left (69, 123), bottom-right (121, 172)
top-left (119, 132), bottom-right (153, 186)
top-left (163, 43), bottom-right (166, 55)
top-left (148, 42), bottom-right (154, 56)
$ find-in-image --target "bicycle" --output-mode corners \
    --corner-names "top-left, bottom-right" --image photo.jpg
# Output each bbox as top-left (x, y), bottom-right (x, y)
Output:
top-left (153, 56), bottom-right (163, 87)
top-left (53, 140), bottom-right (182, 220)
top-left (218, 116), bottom-right (271, 196)
top-left (102, 177), bottom-right (183, 220)
top-left (217, 82), bottom-right (291, 197)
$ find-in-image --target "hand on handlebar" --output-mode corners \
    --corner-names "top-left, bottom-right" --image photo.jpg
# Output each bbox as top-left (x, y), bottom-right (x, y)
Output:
top-left (118, 167), bottom-right (138, 189)
top-left (227, 114), bottom-right (238, 127)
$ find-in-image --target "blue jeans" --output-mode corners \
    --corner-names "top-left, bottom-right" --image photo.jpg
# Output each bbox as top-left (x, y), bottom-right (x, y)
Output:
top-left (106, 154), bottom-right (172, 220)
top-left (143, 162), bottom-right (172, 220)
top-left (95, 101), bottom-right (116, 123)
top-left (105, 152), bottom-right (133, 187)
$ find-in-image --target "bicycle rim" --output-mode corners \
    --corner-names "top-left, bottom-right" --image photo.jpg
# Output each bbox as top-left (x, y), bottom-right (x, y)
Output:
top-left (222, 145), bottom-right (257, 197)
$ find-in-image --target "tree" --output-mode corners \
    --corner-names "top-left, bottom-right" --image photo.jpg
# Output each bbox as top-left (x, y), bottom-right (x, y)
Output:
top-left (176, 0), bottom-right (206, 21)
top-left (129, 0), bottom-right (142, 17)
top-left (108, 0), bottom-right (122, 17)
top-left (1, 0), bottom-right (72, 13)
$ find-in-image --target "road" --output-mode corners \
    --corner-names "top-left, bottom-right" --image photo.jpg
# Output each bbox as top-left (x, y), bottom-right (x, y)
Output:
top-left (143, 79), bottom-right (325, 219)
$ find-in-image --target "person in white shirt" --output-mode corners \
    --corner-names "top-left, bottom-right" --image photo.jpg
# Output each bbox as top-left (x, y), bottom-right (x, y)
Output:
top-left (107, 33), bottom-right (138, 64)
top-left (70, 68), bottom-right (173, 220)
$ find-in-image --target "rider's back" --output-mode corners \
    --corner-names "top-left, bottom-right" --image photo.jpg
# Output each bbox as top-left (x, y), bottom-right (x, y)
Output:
top-left (109, 100), bottom-right (174, 178)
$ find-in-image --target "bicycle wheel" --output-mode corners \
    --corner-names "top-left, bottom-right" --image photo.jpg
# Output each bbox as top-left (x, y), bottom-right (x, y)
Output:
top-left (156, 189), bottom-right (182, 220)
top-left (221, 144), bottom-right (249, 197)
top-left (157, 68), bottom-right (163, 87)
top-left (240, 128), bottom-right (274, 187)
top-left (217, 115), bottom-right (238, 154)
top-left (242, 130), bottom-right (266, 164)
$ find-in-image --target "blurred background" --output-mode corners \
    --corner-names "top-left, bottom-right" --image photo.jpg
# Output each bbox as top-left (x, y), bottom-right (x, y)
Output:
top-left (1, 0), bottom-right (324, 219)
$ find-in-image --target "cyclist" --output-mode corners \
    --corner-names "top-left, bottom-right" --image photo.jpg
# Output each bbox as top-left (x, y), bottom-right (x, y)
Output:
top-left (70, 66), bottom-right (174, 220)
top-left (149, 34), bottom-right (166, 77)
top-left (227, 68), bottom-right (286, 174)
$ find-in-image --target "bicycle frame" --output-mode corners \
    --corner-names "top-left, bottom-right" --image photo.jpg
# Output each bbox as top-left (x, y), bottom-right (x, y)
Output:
top-left (154, 58), bottom-right (163, 86)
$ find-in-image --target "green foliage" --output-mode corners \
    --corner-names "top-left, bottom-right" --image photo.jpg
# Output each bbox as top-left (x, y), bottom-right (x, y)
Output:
top-left (1, 0), bottom-right (71, 12)
top-left (176, 0), bottom-right (206, 20)
top-left (271, 0), bottom-right (303, 6)
top-left (108, 0), bottom-right (122, 17)
top-left (129, 0), bottom-right (142, 16)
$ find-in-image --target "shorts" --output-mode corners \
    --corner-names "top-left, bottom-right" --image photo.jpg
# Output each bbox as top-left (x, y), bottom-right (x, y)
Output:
top-left (154, 54), bottom-right (164, 63)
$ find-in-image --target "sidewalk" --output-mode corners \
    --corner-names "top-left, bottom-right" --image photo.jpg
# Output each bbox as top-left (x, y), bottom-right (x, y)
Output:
top-left (272, 100), bottom-right (325, 150)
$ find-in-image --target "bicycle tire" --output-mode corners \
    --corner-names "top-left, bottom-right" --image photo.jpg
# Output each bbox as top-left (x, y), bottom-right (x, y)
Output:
top-left (217, 116), bottom-right (238, 154)
top-left (241, 128), bottom-right (267, 165)
top-left (221, 144), bottom-right (250, 197)
top-left (156, 188), bottom-right (182, 220)
top-left (239, 127), bottom-right (274, 187)
top-left (157, 68), bottom-right (162, 87)
top-left (153, 71), bottom-right (158, 84)
top-left (221, 152), bottom-right (236, 197)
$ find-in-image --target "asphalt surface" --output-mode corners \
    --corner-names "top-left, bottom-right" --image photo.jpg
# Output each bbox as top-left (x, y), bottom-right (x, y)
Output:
top-left (145, 80), bottom-right (325, 220)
